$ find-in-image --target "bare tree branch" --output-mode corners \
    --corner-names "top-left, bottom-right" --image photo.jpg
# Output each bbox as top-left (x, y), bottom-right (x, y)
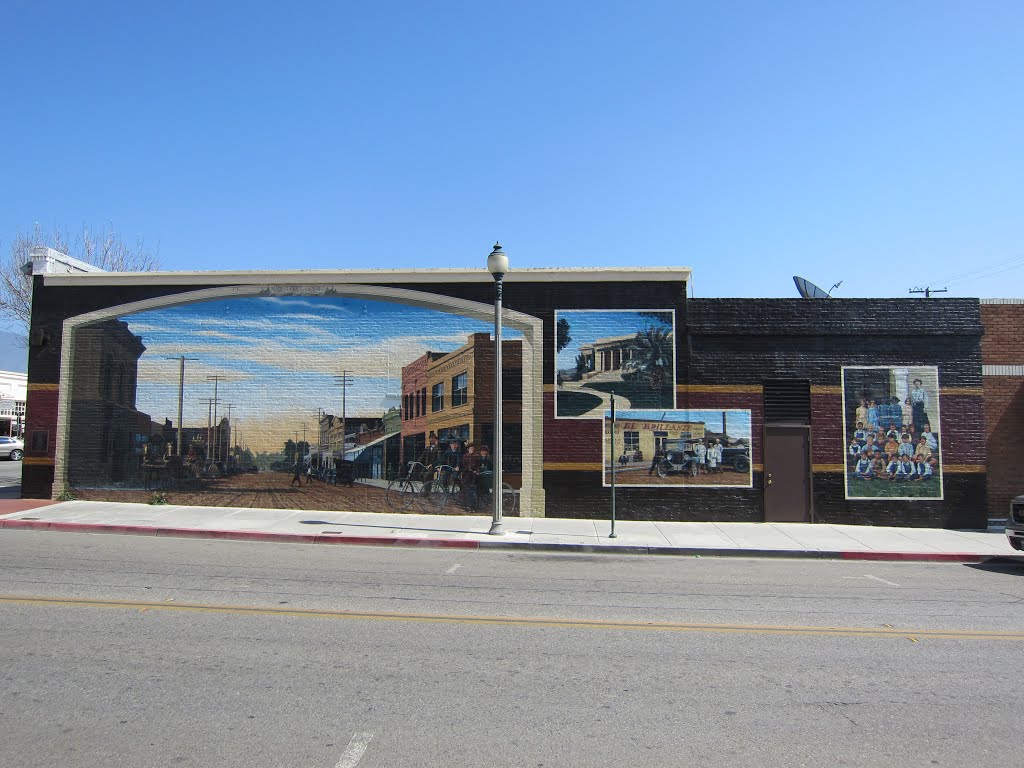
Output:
top-left (0, 222), bottom-right (160, 335)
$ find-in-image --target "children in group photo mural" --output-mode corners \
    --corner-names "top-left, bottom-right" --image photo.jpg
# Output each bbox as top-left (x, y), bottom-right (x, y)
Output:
top-left (842, 366), bottom-right (942, 499)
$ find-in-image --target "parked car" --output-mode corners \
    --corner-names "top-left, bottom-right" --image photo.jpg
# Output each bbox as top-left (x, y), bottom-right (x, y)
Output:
top-left (0, 436), bottom-right (24, 461)
top-left (1007, 495), bottom-right (1024, 552)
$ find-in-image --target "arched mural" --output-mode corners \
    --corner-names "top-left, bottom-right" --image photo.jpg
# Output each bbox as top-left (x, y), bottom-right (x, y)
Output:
top-left (54, 284), bottom-right (544, 516)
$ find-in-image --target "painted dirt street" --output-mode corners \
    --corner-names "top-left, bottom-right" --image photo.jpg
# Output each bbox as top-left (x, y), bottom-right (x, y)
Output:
top-left (71, 470), bottom-right (490, 516)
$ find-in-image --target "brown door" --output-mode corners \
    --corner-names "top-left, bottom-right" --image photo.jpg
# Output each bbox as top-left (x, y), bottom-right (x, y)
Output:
top-left (764, 426), bottom-right (811, 522)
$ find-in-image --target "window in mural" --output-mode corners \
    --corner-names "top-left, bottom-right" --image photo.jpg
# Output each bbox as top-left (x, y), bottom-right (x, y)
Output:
top-left (452, 372), bottom-right (468, 407)
top-left (555, 309), bottom-right (676, 419)
top-left (841, 366), bottom-right (942, 500)
top-left (64, 297), bottom-right (523, 514)
top-left (603, 409), bottom-right (752, 488)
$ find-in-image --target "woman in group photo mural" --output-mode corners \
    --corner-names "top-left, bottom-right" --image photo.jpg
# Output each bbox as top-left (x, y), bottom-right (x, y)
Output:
top-left (842, 366), bottom-right (942, 500)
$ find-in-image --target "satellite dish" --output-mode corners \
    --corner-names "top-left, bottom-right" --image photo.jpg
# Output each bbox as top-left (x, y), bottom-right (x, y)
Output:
top-left (793, 276), bottom-right (833, 299)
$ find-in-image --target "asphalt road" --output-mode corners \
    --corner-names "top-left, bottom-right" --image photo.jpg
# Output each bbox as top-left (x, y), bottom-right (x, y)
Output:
top-left (1, 530), bottom-right (1022, 767)
top-left (0, 459), bottom-right (21, 498)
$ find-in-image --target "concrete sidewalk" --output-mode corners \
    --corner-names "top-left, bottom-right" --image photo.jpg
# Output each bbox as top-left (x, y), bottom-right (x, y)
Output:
top-left (0, 498), bottom-right (1019, 562)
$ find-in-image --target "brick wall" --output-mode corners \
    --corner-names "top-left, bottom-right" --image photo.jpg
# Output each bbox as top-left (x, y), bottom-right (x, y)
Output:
top-left (980, 300), bottom-right (1024, 518)
top-left (24, 277), bottom-right (988, 528)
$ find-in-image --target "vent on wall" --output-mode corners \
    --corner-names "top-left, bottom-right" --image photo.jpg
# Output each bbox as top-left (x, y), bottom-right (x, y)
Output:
top-left (764, 379), bottom-right (811, 424)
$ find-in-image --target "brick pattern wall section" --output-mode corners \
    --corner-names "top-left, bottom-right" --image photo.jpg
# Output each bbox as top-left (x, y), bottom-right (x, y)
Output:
top-left (686, 298), bottom-right (987, 528)
top-left (980, 301), bottom-right (1024, 517)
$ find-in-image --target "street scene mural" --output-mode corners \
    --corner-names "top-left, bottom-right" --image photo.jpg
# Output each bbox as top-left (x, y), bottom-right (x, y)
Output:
top-left (842, 366), bottom-right (942, 500)
top-left (602, 409), bottom-right (752, 488)
top-left (555, 309), bottom-right (675, 419)
top-left (64, 295), bottom-right (524, 515)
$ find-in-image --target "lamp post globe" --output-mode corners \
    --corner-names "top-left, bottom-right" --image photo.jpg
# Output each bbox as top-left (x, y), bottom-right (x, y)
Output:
top-left (487, 242), bottom-right (508, 278)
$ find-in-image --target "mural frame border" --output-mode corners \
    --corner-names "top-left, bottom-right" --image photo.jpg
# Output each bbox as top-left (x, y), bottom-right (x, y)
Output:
top-left (54, 283), bottom-right (546, 516)
top-left (553, 307), bottom-right (677, 420)
top-left (839, 364), bottom-right (944, 502)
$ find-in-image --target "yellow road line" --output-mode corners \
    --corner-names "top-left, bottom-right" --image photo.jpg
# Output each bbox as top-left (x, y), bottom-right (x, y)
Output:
top-left (2, 595), bottom-right (1022, 641)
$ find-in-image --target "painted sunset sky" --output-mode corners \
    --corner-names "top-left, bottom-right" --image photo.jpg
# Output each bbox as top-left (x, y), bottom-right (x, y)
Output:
top-left (120, 296), bottom-right (517, 453)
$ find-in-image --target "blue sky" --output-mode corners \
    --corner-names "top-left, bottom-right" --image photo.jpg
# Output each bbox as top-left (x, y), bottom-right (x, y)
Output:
top-left (3, 2), bottom-right (1023, 299)
top-left (122, 296), bottom-right (511, 452)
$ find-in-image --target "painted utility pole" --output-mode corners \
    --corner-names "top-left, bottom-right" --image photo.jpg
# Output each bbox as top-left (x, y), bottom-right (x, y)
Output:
top-left (207, 376), bottom-right (225, 461)
top-left (165, 356), bottom-right (197, 456)
top-left (334, 371), bottom-right (354, 459)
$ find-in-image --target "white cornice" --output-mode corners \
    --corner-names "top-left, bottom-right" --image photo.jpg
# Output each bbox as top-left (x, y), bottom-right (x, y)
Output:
top-left (43, 266), bottom-right (691, 287)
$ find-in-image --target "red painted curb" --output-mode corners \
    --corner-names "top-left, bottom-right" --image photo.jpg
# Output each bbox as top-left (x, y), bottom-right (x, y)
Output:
top-left (315, 534), bottom-right (479, 549)
top-left (840, 550), bottom-right (991, 563)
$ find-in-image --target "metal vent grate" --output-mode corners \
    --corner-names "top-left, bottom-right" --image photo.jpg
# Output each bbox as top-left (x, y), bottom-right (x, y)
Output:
top-left (764, 379), bottom-right (811, 424)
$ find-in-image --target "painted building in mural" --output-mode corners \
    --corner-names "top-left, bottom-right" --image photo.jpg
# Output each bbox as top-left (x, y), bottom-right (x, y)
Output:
top-left (18, 254), bottom-right (994, 529)
top-left (401, 333), bottom-right (523, 478)
top-left (67, 319), bottom-right (150, 486)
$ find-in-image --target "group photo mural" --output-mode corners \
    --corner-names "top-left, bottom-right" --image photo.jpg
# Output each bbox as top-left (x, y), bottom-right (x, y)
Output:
top-left (602, 409), bottom-right (753, 488)
top-left (63, 294), bottom-right (524, 515)
top-left (554, 309), bottom-right (675, 419)
top-left (842, 365), bottom-right (943, 500)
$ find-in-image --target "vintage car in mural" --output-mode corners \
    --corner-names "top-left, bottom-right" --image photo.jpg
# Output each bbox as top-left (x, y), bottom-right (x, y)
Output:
top-left (655, 439), bottom-right (750, 478)
top-left (655, 439), bottom-right (703, 477)
top-left (721, 445), bottom-right (751, 473)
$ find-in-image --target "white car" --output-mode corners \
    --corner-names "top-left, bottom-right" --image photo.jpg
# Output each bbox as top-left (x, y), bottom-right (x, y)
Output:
top-left (1008, 495), bottom-right (1024, 552)
top-left (0, 436), bottom-right (24, 461)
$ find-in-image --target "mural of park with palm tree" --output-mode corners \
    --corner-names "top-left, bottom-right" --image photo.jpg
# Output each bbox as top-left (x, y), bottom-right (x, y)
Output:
top-left (555, 309), bottom-right (675, 418)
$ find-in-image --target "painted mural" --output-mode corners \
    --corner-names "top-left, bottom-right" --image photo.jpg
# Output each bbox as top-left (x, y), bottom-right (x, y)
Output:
top-left (64, 296), bottom-right (524, 514)
top-left (555, 310), bottom-right (675, 419)
top-left (841, 366), bottom-right (943, 500)
top-left (602, 409), bottom-right (752, 488)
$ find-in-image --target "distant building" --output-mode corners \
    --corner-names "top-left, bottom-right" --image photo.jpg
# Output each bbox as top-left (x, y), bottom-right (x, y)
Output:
top-left (610, 415), bottom-right (706, 459)
top-left (579, 330), bottom-right (673, 379)
top-left (0, 370), bottom-right (27, 437)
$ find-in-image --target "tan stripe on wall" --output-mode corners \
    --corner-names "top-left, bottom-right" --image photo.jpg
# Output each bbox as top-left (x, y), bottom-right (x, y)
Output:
top-left (940, 387), bottom-right (983, 396)
top-left (22, 457), bottom-right (55, 466)
top-left (545, 462), bottom-right (602, 471)
top-left (810, 386), bottom-right (842, 395)
top-left (812, 464), bottom-right (846, 473)
top-left (676, 384), bottom-right (764, 394)
top-left (27, 383), bottom-right (59, 392)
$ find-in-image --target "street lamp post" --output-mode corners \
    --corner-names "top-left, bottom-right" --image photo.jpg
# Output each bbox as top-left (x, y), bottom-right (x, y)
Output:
top-left (487, 242), bottom-right (508, 535)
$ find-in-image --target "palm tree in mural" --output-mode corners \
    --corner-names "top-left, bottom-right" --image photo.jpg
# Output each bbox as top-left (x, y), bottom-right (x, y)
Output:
top-left (623, 326), bottom-right (673, 390)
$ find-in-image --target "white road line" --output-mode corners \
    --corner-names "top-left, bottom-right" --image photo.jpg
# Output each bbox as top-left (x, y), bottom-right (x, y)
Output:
top-left (446, 563), bottom-right (462, 575)
top-left (844, 574), bottom-right (901, 587)
top-left (864, 574), bottom-right (900, 587)
top-left (335, 732), bottom-right (374, 768)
